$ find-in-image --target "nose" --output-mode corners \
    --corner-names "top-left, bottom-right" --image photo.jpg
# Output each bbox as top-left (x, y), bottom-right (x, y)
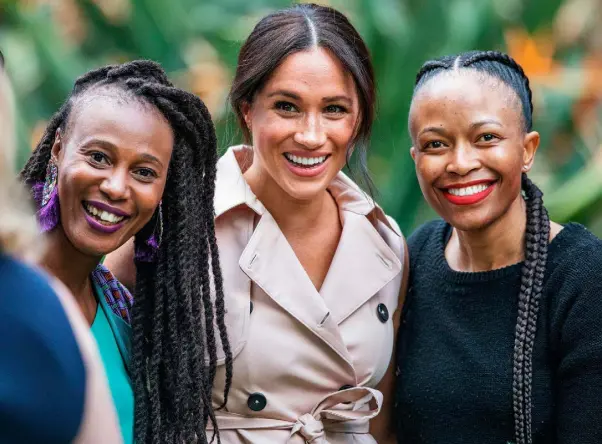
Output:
top-left (99, 169), bottom-right (130, 201)
top-left (293, 113), bottom-right (327, 150)
top-left (446, 142), bottom-right (481, 176)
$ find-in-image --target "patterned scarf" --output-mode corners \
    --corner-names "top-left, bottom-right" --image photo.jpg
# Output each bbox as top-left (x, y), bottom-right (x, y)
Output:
top-left (91, 263), bottom-right (133, 324)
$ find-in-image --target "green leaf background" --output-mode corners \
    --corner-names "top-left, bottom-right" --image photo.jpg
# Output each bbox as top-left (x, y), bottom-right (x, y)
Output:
top-left (1, 0), bottom-right (601, 234)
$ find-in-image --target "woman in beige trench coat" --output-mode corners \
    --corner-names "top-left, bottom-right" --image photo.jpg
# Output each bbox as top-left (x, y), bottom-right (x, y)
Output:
top-left (106, 4), bottom-right (408, 443)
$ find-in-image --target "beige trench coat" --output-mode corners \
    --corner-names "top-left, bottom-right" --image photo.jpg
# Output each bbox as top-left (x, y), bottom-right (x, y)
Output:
top-left (208, 146), bottom-right (404, 443)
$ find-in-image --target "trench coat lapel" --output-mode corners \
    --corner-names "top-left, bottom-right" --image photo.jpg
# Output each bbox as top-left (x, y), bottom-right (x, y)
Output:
top-left (238, 212), bottom-right (355, 372)
top-left (319, 211), bottom-right (402, 325)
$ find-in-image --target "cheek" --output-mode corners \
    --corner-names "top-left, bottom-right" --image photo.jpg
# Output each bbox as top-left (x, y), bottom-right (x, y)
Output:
top-left (132, 183), bottom-right (166, 227)
top-left (488, 145), bottom-right (524, 190)
top-left (57, 161), bottom-right (95, 204)
top-left (251, 118), bottom-right (289, 161)
top-left (415, 155), bottom-right (443, 188)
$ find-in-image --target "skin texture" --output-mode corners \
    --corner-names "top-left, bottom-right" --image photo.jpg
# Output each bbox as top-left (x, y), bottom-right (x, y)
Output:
top-left (43, 91), bottom-right (173, 323)
top-left (242, 47), bottom-right (361, 291)
top-left (409, 69), bottom-right (561, 273)
top-left (105, 48), bottom-right (406, 443)
top-left (242, 47), bottom-right (360, 204)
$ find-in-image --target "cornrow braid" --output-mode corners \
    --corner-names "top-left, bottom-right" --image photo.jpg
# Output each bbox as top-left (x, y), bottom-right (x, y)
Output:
top-left (461, 50), bottom-right (534, 131)
top-left (414, 59), bottom-right (452, 84)
top-left (413, 50), bottom-right (549, 444)
top-left (20, 60), bottom-right (233, 444)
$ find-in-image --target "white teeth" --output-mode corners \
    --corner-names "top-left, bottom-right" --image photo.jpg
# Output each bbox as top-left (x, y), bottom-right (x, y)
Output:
top-left (85, 204), bottom-right (125, 224)
top-left (447, 183), bottom-right (490, 196)
top-left (284, 153), bottom-right (327, 167)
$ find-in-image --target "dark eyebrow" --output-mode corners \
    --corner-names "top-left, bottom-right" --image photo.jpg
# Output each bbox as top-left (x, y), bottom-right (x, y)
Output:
top-left (266, 90), bottom-right (353, 106)
top-left (470, 119), bottom-right (503, 130)
top-left (266, 90), bottom-right (301, 100)
top-left (323, 95), bottom-right (353, 106)
top-left (139, 153), bottom-right (163, 167)
top-left (82, 138), bottom-right (164, 167)
top-left (418, 126), bottom-right (448, 137)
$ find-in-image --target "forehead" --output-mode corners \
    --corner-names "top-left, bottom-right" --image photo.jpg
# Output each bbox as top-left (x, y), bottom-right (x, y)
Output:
top-left (409, 70), bottom-right (523, 131)
top-left (65, 90), bottom-right (173, 149)
top-left (261, 47), bottom-right (357, 99)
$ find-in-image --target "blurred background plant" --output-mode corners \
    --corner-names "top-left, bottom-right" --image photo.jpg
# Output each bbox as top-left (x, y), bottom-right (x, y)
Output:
top-left (1, 0), bottom-right (601, 234)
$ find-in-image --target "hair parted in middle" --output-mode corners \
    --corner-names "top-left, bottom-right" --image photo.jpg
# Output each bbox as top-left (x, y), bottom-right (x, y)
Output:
top-left (411, 50), bottom-right (550, 444)
top-left (229, 2), bottom-right (377, 193)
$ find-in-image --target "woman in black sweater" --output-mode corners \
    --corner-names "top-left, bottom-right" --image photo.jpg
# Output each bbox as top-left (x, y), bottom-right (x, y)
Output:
top-left (395, 50), bottom-right (602, 444)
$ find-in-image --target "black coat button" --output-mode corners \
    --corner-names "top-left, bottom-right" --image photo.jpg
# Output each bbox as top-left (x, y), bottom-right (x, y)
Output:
top-left (377, 303), bottom-right (389, 323)
top-left (250, 301), bottom-right (254, 314)
top-left (339, 384), bottom-right (354, 404)
top-left (247, 393), bottom-right (267, 411)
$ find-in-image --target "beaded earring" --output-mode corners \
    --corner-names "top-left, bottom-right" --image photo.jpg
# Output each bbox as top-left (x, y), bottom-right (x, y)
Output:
top-left (134, 202), bottom-right (163, 262)
top-left (33, 158), bottom-right (61, 233)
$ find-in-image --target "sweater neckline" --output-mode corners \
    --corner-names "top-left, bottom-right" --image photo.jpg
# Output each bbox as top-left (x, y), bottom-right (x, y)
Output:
top-left (433, 221), bottom-right (579, 284)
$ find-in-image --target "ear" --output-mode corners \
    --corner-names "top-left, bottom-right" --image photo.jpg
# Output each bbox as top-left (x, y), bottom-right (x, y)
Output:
top-left (50, 127), bottom-right (64, 163)
top-left (241, 101), bottom-right (252, 133)
top-left (521, 131), bottom-right (540, 173)
top-left (410, 146), bottom-right (417, 162)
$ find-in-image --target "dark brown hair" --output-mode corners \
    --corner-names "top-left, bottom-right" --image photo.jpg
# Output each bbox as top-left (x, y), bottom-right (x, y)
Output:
top-left (229, 3), bottom-right (376, 191)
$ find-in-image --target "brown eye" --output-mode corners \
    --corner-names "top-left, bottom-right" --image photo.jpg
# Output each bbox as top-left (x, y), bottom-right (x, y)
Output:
top-left (478, 133), bottom-right (499, 143)
top-left (90, 152), bottom-right (109, 165)
top-left (275, 101), bottom-right (298, 113)
top-left (424, 140), bottom-right (445, 149)
top-left (134, 168), bottom-right (158, 181)
top-left (324, 104), bottom-right (347, 114)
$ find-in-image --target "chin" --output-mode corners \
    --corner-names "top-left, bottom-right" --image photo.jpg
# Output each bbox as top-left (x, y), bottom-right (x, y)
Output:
top-left (77, 239), bottom-right (121, 258)
top-left (66, 227), bottom-right (124, 259)
top-left (284, 187), bottom-right (322, 202)
top-left (280, 177), bottom-right (331, 202)
top-left (444, 210), bottom-right (499, 232)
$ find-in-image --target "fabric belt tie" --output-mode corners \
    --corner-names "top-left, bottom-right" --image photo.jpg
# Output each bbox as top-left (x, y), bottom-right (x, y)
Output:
top-left (209, 386), bottom-right (383, 444)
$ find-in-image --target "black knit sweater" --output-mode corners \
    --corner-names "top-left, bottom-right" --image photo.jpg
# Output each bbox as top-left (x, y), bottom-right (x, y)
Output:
top-left (394, 220), bottom-right (602, 444)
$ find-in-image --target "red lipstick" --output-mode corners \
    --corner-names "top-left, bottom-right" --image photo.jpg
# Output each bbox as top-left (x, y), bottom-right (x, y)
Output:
top-left (441, 180), bottom-right (497, 206)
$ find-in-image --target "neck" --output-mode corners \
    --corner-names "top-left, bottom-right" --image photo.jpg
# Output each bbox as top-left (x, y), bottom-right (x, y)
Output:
top-left (447, 196), bottom-right (527, 272)
top-left (41, 226), bottom-right (100, 312)
top-left (244, 164), bottom-right (332, 232)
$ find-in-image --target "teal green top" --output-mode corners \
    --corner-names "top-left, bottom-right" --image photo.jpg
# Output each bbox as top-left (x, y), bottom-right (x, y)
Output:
top-left (91, 288), bottom-right (134, 444)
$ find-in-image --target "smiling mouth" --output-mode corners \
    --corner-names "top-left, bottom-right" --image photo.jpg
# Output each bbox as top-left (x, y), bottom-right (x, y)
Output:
top-left (83, 202), bottom-right (127, 226)
top-left (441, 181), bottom-right (497, 205)
top-left (446, 183), bottom-right (491, 197)
top-left (283, 152), bottom-right (330, 168)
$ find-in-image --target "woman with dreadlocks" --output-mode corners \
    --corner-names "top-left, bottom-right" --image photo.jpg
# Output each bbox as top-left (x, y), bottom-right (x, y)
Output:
top-left (107, 4), bottom-right (408, 443)
top-left (0, 51), bottom-right (121, 444)
top-left (395, 50), bottom-right (602, 444)
top-left (20, 60), bottom-right (231, 444)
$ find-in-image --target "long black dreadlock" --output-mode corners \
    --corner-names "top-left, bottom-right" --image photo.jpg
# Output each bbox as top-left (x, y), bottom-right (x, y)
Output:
top-left (413, 50), bottom-right (550, 444)
top-left (20, 60), bottom-right (233, 444)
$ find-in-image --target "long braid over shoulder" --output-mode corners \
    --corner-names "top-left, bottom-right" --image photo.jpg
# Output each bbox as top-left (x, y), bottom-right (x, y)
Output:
top-left (20, 60), bottom-right (232, 444)
top-left (413, 50), bottom-right (549, 444)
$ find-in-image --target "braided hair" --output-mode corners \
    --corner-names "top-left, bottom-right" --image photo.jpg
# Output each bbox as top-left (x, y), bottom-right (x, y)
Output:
top-left (20, 60), bottom-right (233, 444)
top-left (413, 51), bottom-right (549, 444)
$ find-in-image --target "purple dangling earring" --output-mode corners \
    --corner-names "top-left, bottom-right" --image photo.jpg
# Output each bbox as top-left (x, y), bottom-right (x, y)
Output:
top-left (134, 203), bottom-right (163, 262)
top-left (32, 158), bottom-right (61, 233)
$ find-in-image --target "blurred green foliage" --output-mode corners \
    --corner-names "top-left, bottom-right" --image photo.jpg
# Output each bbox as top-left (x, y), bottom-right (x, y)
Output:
top-left (1, 0), bottom-right (601, 234)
